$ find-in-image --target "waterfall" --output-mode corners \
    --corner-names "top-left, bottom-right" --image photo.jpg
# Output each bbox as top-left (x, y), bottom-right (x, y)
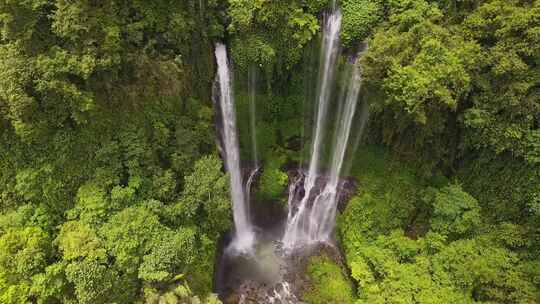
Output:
top-left (244, 66), bottom-right (260, 227)
top-left (306, 9), bottom-right (342, 190)
top-left (282, 6), bottom-right (370, 249)
top-left (248, 66), bottom-right (259, 166)
top-left (309, 62), bottom-right (366, 242)
top-left (282, 8), bottom-right (343, 249)
top-left (267, 282), bottom-right (297, 303)
top-left (283, 61), bottom-right (367, 249)
top-left (245, 166), bottom-right (259, 224)
top-left (214, 43), bottom-right (255, 254)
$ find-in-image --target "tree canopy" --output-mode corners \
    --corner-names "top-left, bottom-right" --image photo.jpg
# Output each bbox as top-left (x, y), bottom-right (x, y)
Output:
top-left (0, 0), bottom-right (539, 303)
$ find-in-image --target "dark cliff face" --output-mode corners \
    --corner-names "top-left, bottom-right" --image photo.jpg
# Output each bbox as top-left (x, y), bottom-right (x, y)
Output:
top-left (285, 168), bottom-right (358, 214)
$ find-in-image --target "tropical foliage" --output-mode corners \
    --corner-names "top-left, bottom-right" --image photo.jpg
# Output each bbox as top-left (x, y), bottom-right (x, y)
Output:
top-left (1, 0), bottom-right (539, 303)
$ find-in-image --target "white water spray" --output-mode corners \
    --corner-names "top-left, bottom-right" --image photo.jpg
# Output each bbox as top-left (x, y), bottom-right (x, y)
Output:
top-left (215, 43), bottom-right (255, 254)
top-left (306, 9), bottom-right (342, 190)
top-left (309, 62), bottom-right (365, 242)
top-left (282, 9), bottom-right (343, 249)
top-left (268, 282), bottom-right (297, 304)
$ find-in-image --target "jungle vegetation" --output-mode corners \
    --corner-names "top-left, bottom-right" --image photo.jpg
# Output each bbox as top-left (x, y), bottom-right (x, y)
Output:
top-left (0, 0), bottom-right (538, 303)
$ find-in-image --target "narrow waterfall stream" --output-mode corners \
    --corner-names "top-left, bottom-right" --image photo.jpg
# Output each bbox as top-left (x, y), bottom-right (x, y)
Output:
top-left (282, 8), bottom-right (343, 250)
top-left (248, 66), bottom-right (259, 166)
top-left (215, 43), bottom-right (255, 254)
top-left (244, 66), bottom-right (260, 223)
top-left (308, 61), bottom-right (366, 243)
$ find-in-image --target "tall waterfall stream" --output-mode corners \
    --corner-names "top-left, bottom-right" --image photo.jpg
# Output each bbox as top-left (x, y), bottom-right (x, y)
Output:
top-left (215, 43), bottom-right (255, 254)
top-left (213, 7), bottom-right (369, 303)
top-left (282, 8), bottom-right (343, 250)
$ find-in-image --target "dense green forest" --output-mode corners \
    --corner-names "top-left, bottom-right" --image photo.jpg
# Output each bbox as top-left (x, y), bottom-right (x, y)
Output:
top-left (0, 0), bottom-right (538, 303)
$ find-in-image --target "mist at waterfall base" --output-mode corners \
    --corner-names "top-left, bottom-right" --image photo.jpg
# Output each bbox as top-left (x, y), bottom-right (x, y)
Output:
top-left (213, 8), bottom-right (369, 303)
top-left (214, 43), bottom-right (255, 255)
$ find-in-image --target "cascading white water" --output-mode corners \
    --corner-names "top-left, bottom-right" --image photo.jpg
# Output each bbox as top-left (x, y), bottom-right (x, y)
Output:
top-left (285, 172), bottom-right (304, 226)
top-left (305, 9), bottom-right (342, 190)
top-left (267, 282), bottom-right (297, 304)
top-left (282, 9), bottom-right (343, 249)
top-left (215, 43), bottom-right (255, 254)
top-left (308, 62), bottom-right (365, 242)
top-left (282, 63), bottom-right (366, 249)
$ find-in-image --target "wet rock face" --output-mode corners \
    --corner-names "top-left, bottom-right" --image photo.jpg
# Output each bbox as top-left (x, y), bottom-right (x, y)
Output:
top-left (286, 169), bottom-right (358, 213)
top-left (223, 280), bottom-right (266, 304)
top-left (223, 280), bottom-right (298, 304)
top-left (242, 165), bottom-right (288, 230)
top-left (285, 136), bottom-right (303, 152)
top-left (336, 176), bottom-right (358, 213)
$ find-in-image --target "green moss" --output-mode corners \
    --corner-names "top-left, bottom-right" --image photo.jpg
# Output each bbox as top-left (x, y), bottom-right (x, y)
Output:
top-left (257, 154), bottom-right (288, 202)
top-left (341, 0), bottom-right (384, 47)
top-left (339, 146), bottom-right (539, 303)
top-left (304, 255), bottom-right (355, 304)
top-left (340, 146), bottom-right (425, 242)
top-left (458, 152), bottom-right (540, 224)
